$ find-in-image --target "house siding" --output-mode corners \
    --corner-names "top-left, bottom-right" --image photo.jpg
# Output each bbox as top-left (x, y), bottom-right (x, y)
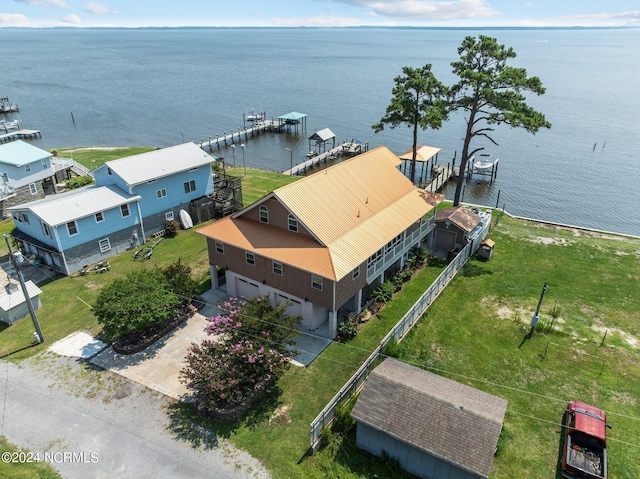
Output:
top-left (356, 423), bottom-right (482, 479)
top-left (2, 183), bottom-right (45, 217)
top-left (244, 197), bottom-right (314, 238)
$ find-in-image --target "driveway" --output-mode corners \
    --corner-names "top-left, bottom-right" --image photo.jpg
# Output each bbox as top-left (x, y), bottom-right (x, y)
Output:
top-left (0, 352), bottom-right (270, 479)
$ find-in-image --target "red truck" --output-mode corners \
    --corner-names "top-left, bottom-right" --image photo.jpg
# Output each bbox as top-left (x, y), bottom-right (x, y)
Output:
top-left (562, 401), bottom-right (610, 479)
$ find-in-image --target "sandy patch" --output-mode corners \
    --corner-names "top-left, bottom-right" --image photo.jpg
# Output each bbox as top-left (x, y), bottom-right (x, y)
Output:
top-left (592, 325), bottom-right (638, 349)
top-left (48, 331), bottom-right (107, 358)
top-left (269, 404), bottom-right (292, 427)
top-left (531, 236), bottom-right (570, 246)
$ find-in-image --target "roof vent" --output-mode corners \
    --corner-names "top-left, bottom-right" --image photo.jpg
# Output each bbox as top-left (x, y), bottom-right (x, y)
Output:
top-left (454, 404), bottom-right (464, 411)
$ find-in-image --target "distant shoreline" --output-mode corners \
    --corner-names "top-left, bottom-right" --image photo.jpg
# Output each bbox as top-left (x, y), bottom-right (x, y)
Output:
top-left (2, 26), bottom-right (637, 31)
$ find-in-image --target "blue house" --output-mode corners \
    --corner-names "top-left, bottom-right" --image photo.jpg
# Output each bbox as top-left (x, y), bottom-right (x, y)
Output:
top-left (8, 142), bottom-right (215, 275)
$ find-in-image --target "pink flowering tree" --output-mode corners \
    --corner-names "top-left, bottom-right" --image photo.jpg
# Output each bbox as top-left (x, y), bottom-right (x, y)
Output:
top-left (180, 296), bottom-right (301, 411)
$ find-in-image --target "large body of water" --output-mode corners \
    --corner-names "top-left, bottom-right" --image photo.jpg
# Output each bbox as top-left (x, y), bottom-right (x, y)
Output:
top-left (1, 27), bottom-right (639, 235)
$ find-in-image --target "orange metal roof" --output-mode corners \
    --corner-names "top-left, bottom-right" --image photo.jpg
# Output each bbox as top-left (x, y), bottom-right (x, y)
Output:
top-left (199, 146), bottom-right (439, 281)
top-left (399, 145), bottom-right (442, 162)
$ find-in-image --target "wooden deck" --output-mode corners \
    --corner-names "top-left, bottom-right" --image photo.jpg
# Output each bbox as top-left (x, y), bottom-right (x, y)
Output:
top-left (0, 129), bottom-right (42, 143)
top-left (422, 164), bottom-right (456, 192)
top-left (282, 145), bottom-right (346, 176)
top-left (199, 120), bottom-right (277, 151)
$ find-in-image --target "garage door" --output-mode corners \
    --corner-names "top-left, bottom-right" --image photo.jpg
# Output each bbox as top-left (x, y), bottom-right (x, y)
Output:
top-left (437, 229), bottom-right (457, 249)
top-left (277, 293), bottom-right (302, 318)
top-left (236, 278), bottom-right (259, 299)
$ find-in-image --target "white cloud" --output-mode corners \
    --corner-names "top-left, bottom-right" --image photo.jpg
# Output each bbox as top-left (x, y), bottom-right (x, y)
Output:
top-left (84, 2), bottom-right (119, 15)
top-left (13, 0), bottom-right (68, 8)
top-left (509, 10), bottom-right (640, 27)
top-left (61, 12), bottom-right (81, 24)
top-left (0, 13), bottom-right (31, 26)
top-left (326, 0), bottom-right (498, 20)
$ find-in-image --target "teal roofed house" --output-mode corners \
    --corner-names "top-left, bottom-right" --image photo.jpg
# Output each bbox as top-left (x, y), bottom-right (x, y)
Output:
top-left (8, 142), bottom-right (216, 275)
top-left (0, 140), bottom-right (76, 217)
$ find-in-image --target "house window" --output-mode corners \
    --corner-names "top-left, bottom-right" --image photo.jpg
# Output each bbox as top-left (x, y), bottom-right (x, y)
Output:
top-left (273, 261), bottom-right (283, 276)
top-left (156, 188), bottom-right (167, 199)
top-left (245, 251), bottom-right (255, 265)
top-left (0, 172), bottom-right (8, 183)
top-left (311, 274), bottom-right (323, 291)
top-left (120, 204), bottom-right (130, 218)
top-left (215, 241), bottom-right (224, 254)
top-left (67, 221), bottom-right (78, 236)
top-left (259, 205), bottom-right (269, 223)
top-left (288, 214), bottom-right (298, 232)
top-left (189, 167), bottom-right (198, 171)
top-left (41, 158), bottom-right (48, 169)
top-left (25, 164), bottom-right (31, 173)
top-left (107, 167), bottom-right (112, 175)
top-left (14, 212), bottom-right (22, 223)
top-left (352, 266), bottom-right (360, 280)
top-left (184, 180), bottom-right (196, 194)
top-left (165, 211), bottom-right (174, 221)
top-left (99, 238), bottom-right (111, 253)
top-left (23, 213), bottom-right (30, 225)
top-left (29, 183), bottom-right (38, 195)
top-left (367, 249), bottom-right (383, 267)
top-left (95, 212), bottom-right (104, 223)
top-left (41, 222), bottom-right (51, 238)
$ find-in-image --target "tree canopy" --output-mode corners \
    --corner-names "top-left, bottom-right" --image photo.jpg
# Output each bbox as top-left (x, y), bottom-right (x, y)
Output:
top-left (372, 64), bottom-right (448, 183)
top-left (449, 35), bottom-right (551, 205)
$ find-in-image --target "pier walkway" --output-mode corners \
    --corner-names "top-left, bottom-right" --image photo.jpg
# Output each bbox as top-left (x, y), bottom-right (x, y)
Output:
top-left (0, 129), bottom-right (42, 143)
top-left (199, 120), bottom-right (277, 152)
top-left (422, 164), bottom-right (456, 192)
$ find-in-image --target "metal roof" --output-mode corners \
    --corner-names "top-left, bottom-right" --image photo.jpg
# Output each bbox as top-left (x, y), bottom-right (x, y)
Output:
top-left (0, 281), bottom-right (42, 312)
top-left (436, 206), bottom-right (482, 233)
top-left (201, 146), bottom-right (439, 281)
top-left (399, 145), bottom-right (441, 162)
top-left (102, 142), bottom-right (214, 186)
top-left (277, 112), bottom-right (307, 121)
top-left (8, 185), bottom-right (141, 226)
top-left (351, 358), bottom-right (507, 479)
top-left (308, 128), bottom-right (335, 142)
top-left (0, 140), bottom-right (52, 166)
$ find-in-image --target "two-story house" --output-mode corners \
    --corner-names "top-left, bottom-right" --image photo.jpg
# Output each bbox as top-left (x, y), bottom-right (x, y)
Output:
top-left (198, 146), bottom-right (442, 339)
top-left (8, 142), bottom-right (215, 275)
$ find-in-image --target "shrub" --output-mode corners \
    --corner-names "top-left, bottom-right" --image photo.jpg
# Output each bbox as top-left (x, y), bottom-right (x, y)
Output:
top-left (66, 175), bottom-right (94, 190)
top-left (337, 315), bottom-right (359, 342)
top-left (164, 220), bottom-right (179, 237)
top-left (383, 337), bottom-right (402, 358)
top-left (332, 394), bottom-right (358, 434)
top-left (372, 280), bottom-right (395, 304)
top-left (162, 259), bottom-right (198, 303)
top-left (93, 268), bottom-right (180, 340)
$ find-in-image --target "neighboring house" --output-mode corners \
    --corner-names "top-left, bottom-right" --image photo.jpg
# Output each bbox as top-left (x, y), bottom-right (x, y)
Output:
top-left (8, 142), bottom-right (215, 275)
top-left (350, 358), bottom-right (508, 479)
top-left (198, 146), bottom-right (442, 339)
top-left (0, 280), bottom-right (42, 325)
top-left (9, 185), bottom-right (142, 274)
top-left (93, 142), bottom-right (214, 235)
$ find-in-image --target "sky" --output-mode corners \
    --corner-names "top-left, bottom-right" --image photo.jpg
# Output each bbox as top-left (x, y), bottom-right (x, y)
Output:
top-left (1, 0), bottom-right (640, 28)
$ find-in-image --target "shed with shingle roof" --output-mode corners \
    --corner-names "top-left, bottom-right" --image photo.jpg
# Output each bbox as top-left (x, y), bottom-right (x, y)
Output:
top-left (351, 358), bottom-right (507, 479)
top-left (433, 206), bottom-right (483, 251)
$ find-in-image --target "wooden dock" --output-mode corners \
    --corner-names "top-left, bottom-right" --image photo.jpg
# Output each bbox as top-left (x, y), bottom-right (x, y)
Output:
top-left (422, 164), bottom-right (456, 192)
top-left (0, 129), bottom-right (42, 143)
top-left (199, 120), bottom-right (277, 151)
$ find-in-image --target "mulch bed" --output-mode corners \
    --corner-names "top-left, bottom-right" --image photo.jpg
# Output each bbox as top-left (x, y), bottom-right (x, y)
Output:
top-left (196, 376), bottom-right (276, 422)
top-left (112, 301), bottom-right (200, 355)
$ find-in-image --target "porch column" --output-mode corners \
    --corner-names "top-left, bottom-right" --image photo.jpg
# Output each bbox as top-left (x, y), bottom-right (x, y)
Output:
top-left (356, 289), bottom-right (363, 313)
top-left (210, 264), bottom-right (219, 289)
top-left (328, 310), bottom-right (338, 339)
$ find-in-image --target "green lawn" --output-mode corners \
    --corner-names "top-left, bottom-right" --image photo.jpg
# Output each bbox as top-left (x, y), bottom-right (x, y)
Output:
top-left (1, 159), bottom-right (639, 479)
top-left (51, 146), bottom-right (158, 171)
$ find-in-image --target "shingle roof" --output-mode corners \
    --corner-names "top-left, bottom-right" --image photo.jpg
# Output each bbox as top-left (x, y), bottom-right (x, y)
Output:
top-left (399, 145), bottom-right (441, 162)
top-left (198, 146), bottom-right (441, 281)
top-left (351, 358), bottom-right (507, 479)
top-left (102, 142), bottom-right (214, 186)
top-left (436, 206), bottom-right (482, 233)
top-left (0, 140), bottom-right (52, 166)
top-left (7, 185), bottom-right (141, 226)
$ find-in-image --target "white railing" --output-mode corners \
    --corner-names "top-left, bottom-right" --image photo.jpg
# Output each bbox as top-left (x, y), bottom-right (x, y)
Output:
top-left (310, 215), bottom-right (489, 451)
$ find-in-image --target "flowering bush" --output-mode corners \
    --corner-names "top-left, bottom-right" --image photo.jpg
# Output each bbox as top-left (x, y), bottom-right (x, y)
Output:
top-left (180, 295), bottom-right (301, 412)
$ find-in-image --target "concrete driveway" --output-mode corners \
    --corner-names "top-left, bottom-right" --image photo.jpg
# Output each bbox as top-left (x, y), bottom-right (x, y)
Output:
top-left (90, 289), bottom-right (227, 399)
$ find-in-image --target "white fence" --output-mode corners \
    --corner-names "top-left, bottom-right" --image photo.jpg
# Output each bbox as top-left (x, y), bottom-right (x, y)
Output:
top-left (309, 216), bottom-right (490, 450)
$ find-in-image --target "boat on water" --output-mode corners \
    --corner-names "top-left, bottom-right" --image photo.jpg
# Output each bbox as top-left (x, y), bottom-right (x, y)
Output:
top-left (244, 110), bottom-right (265, 122)
top-left (0, 119), bottom-right (20, 131)
top-left (472, 153), bottom-right (498, 174)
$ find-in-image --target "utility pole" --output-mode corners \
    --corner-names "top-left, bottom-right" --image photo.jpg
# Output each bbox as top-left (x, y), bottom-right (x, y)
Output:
top-left (3, 234), bottom-right (44, 343)
top-left (530, 282), bottom-right (547, 333)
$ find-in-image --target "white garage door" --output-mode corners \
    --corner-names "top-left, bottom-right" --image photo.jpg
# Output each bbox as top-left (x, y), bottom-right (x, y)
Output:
top-left (277, 293), bottom-right (302, 318)
top-left (236, 278), bottom-right (260, 299)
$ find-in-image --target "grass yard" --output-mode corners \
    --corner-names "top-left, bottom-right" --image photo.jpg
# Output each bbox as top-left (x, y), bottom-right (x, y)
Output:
top-left (1, 154), bottom-right (639, 479)
top-left (52, 146), bottom-right (158, 171)
top-left (396, 216), bottom-right (640, 479)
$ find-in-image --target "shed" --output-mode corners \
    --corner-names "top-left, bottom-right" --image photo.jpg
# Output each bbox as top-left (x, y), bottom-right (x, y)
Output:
top-left (433, 206), bottom-right (482, 252)
top-left (0, 280), bottom-right (43, 325)
top-left (351, 358), bottom-right (507, 479)
top-left (308, 128), bottom-right (336, 154)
